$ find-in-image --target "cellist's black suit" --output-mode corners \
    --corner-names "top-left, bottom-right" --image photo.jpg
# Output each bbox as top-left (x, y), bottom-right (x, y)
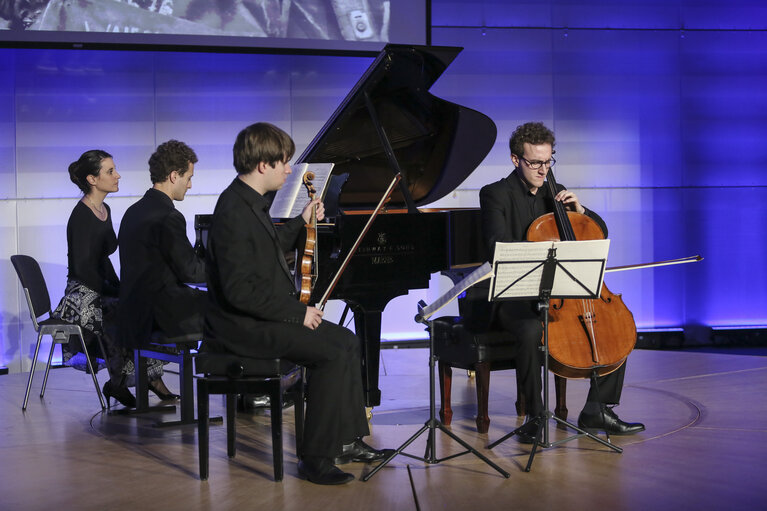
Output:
top-left (202, 178), bottom-right (370, 459)
top-left (479, 170), bottom-right (626, 418)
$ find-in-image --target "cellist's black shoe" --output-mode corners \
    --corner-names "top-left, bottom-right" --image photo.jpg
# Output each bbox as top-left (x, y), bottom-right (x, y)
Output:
top-left (515, 418), bottom-right (540, 444)
top-left (578, 407), bottom-right (645, 435)
top-left (298, 457), bottom-right (355, 485)
top-left (334, 438), bottom-right (392, 465)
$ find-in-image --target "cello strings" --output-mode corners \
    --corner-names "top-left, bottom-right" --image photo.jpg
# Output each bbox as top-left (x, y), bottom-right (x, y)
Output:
top-left (578, 297), bottom-right (600, 365)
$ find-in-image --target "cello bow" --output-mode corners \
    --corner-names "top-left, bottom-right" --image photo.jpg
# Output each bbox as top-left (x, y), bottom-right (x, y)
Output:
top-left (605, 255), bottom-right (702, 273)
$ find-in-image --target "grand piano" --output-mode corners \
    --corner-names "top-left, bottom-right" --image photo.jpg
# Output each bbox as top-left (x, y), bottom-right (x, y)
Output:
top-left (197, 44), bottom-right (496, 407)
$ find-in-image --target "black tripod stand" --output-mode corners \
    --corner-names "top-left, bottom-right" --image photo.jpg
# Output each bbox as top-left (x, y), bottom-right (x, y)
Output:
top-left (362, 301), bottom-right (510, 481)
top-left (487, 248), bottom-right (622, 472)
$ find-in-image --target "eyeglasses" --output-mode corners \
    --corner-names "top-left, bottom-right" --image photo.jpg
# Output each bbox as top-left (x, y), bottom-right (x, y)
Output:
top-left (518, 155), bottom-right (556, 170)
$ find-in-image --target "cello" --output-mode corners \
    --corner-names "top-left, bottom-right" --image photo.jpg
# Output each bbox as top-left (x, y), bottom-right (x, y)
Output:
top-left (526, 169), bottom-right (636, 379)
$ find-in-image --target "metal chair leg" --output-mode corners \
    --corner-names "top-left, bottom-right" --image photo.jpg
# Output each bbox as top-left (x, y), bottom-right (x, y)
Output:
top-left (91, 334), bottom-right (109, 408)
top-left (78, 332), bottom-right (106, 410)
top-left (22, 332), bottom-right (44, 410)
top-left (40, 338), bottom-right (57, 398)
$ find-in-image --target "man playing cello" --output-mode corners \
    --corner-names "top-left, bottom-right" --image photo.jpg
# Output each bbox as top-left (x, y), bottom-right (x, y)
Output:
top-left (480, 121), bottom-right (645, 443)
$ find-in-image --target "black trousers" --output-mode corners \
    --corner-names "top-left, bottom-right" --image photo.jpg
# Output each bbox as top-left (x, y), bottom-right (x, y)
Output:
top-left (496, 300), bottom-right (625, 417)
top-left (214, 320), bottom-right (370, 459)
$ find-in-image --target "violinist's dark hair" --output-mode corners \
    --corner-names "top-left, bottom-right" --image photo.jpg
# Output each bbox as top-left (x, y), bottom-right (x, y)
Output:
top-left (148, 140), bottom-right (198, 184)
top-left (68, 149), bottom-right (113, 194)
top-left (233, 122), bottom-right (295, 175)
top-left (509, 122), bottom-right (556, 159)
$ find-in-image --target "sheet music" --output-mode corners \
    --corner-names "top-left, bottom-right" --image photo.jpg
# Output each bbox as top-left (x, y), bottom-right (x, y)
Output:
top-left (491, 242), bottom-right (549, 299)
top-left (269, 163), bottom-right (334, 218)
top-left (419, 262), bottom-right (492, 321)
top-left (551, 240), bottom-right (610, 296)
top-left (490, 240), bottom-right (610, 300)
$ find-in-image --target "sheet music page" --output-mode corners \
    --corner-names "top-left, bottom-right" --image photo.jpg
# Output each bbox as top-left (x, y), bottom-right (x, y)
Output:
top-left (490, 240), bottom-right (610, 300)
top-left (551, 239), bottom-right (610, 296)
top-left (420, 263), bottom-right (493, 320)
top-left (269, 163), bottom-right (334, 218)
top-left (490, 242), bottom-right (552, 299)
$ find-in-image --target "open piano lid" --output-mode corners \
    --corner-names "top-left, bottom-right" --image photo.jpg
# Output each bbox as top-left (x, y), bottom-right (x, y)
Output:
top-left (296, 44), bottom-right (497, 209)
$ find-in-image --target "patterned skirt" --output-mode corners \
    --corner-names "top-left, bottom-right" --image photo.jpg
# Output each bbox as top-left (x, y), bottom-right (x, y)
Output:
top-left (51, 279), bottom-right (164, 384)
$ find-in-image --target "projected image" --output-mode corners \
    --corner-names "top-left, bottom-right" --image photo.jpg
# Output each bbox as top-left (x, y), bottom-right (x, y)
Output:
top-left (0, 0), bottom-right (392, 42)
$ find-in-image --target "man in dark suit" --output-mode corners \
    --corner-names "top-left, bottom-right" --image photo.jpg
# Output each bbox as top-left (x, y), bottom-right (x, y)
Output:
top-left (202, 122), bottom-right (387, 485)
top-left (118, 140), bottom-right (206, 399)
top-left (480, 122), bottom-right (644, 442)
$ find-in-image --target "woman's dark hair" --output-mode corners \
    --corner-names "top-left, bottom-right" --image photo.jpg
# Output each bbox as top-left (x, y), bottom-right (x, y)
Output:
top-left (233, 122), bottom-right (295, 175)
top-left (68, 149), bottom-right (113, 194)
top-left (508, 122), bottom-right (556, 159)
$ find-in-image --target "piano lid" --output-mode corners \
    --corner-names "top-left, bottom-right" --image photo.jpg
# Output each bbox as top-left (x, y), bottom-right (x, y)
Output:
top-left (296, 44), bottom-right (497, 209)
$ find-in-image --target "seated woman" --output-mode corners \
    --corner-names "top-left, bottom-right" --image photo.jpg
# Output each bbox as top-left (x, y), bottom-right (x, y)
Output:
top-left (52, 149), bottom-right (171, 407)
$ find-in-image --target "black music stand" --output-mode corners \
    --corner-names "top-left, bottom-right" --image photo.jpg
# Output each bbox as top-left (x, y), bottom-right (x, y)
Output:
top-left (485, 240), bottom-right (622, 472)
top-left (362, 264), bottom-right (510, 481)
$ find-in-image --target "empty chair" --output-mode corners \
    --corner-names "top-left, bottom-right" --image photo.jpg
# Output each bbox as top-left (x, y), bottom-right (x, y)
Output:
top-left (11, 254), bottom-right (106, 410)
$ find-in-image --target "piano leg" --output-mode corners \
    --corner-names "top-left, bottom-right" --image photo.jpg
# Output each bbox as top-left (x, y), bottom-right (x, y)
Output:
top-left (351, 306), bottom-right (383, 408)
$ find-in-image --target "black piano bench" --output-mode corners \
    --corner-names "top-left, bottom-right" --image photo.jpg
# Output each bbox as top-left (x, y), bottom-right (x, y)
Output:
top-left (195, 352), bottom-right (304, 482)
top-left (432, 316), bottom-right (568, 434)
top-left (134, 331), bottom-right (200, 426)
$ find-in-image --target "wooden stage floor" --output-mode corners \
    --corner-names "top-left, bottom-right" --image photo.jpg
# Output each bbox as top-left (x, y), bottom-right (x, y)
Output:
top-left (1, 347), bottom-right (765, 511)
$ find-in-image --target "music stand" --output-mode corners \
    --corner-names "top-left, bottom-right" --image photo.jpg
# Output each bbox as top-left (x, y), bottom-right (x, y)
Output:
top-left (362, 264), bottom-right (510, 481)
top-left (485, 240), bottom-right (623, 472)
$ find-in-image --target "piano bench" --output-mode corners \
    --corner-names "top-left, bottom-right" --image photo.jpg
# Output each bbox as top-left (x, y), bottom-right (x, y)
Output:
top-left (134, 331), bottom-right (200, 426)
top-left (432, 316), bottom-right (567, 434)
top-left (194, 352), bottom-right (304, 482)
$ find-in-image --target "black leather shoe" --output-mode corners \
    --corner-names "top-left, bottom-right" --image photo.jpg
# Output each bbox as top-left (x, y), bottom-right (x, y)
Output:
top-left (515, 419), bottom-right (541, 444)
top-left (578, 407), bottom-right (645, 435)
top-left (298, 457), bottom-right (355, 485)
top-left (237, 394), bottom-right (295, 413)
top-left (334, 438), bottom-right (392, 465)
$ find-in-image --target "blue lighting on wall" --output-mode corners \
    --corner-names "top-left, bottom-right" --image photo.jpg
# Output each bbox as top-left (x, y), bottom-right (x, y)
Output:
top-left (2, 0), bottom-right (766, 371)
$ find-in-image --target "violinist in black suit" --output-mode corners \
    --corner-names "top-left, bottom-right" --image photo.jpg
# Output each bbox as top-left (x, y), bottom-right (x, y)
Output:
top-left (118, 140), bottom-right (206, 400)
top-left (202, 122), bottom-right (388, 485)
top-left (480, 122), bottom-right (645, 442)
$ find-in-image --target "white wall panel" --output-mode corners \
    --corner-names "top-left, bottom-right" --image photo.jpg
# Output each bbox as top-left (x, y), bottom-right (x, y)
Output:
top-left (0, 201), bottom-right (20, 371)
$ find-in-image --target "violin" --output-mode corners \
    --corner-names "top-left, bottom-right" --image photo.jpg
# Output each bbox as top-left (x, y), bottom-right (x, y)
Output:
top-left (297, 171), bottom-right (317, 305)
top-left (526, 169), bottom-right (636, 379)
top-left (293, 170), bottom-right (401, 309)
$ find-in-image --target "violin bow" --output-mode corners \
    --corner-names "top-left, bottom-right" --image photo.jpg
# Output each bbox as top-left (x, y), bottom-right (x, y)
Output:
top-left (317, 173), bottom-right (402, 310)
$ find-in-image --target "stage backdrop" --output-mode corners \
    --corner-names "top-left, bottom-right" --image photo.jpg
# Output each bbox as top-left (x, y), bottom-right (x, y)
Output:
top-left (1, 0), bottom-right (766, 373)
